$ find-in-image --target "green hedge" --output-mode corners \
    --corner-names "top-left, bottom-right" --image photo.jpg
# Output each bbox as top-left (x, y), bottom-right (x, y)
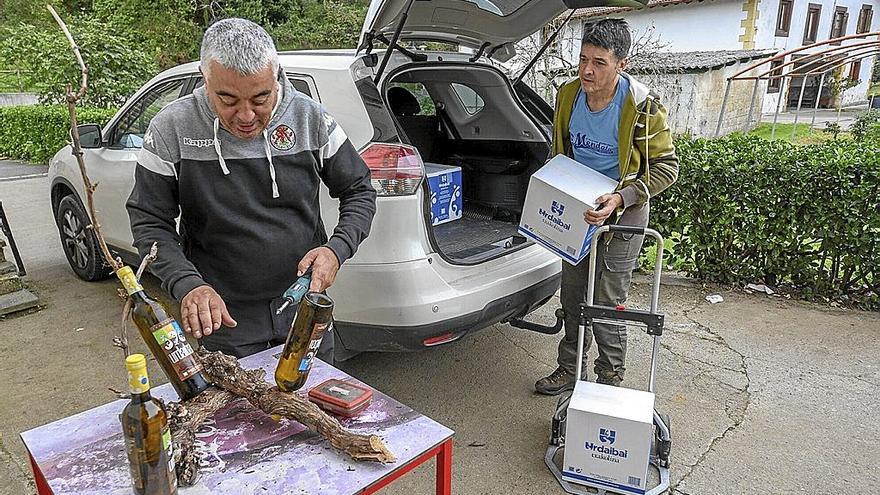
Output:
top-left (0, 105), bottom-right (117, 164)
top-left (652, 134), bottom-right (879, 309)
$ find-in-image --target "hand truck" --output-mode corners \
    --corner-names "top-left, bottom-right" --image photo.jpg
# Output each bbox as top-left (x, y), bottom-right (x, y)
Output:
top-left (545, 224), bottom-right (671, 495)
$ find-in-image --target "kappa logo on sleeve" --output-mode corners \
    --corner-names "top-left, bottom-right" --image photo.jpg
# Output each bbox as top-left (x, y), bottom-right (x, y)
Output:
top-left (144, 130), bottom-right (154, 148)
top-left (270, 124), bottom-right (296, 151)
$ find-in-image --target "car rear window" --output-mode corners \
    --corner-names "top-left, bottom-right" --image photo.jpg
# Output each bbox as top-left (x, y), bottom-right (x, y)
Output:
top-left (464, 0), bottom-right (529, 16)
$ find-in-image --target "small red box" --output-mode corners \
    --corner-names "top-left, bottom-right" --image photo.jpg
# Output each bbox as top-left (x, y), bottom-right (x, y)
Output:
top-left (307, 379), bottom-right (373, 417)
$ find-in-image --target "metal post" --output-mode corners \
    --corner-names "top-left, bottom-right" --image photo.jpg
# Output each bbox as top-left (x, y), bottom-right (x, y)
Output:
top-left (771, 76), bottom-right (788, 140)
top-left (0, 201), bottom-right (26, 277)
top-left (811, 72), bottom-right (826, 132)
top-left (792, 75), bottom-right (808, 140)
top-left (744, 78), bottom-right (761, 133)
top-left (715, 79), bottom-right (733, 136)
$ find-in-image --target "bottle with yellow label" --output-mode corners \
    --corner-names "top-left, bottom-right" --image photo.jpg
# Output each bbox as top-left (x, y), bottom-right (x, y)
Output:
top-left (116, 266), bottom-right (210, 401)
top-left (121, 354), bottom-right (178, 495)
top-left (275, 292), bottom-right (334, 392)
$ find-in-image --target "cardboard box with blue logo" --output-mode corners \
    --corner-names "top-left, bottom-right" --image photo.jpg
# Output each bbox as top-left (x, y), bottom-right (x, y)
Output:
top-left (563, 382), bottom-right (655, 494)
top-left (425, 163), bottom-right (462, 226)
top-left (518, 154), bottom-right (618, 264)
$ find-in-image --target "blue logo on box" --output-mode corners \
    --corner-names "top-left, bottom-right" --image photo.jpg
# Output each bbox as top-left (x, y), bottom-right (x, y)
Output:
top-left (551, 200), bottom-right (565, 216)
top-left (427, 167), bottom-right (462, 225)
top-left (599, 428), bottom-right (616, 444)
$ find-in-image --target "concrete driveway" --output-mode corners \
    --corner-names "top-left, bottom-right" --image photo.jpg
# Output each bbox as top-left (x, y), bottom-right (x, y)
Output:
top-left (0, 175), bottom-right (878, 495)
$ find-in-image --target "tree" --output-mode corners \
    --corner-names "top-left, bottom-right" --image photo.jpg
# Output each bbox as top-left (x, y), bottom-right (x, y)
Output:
top-left (0, 17), bottom-right (157, 107)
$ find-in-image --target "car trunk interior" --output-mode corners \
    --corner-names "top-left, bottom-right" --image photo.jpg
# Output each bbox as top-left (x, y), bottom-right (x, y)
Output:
top-left (383, 63), bottom-right (551, 263)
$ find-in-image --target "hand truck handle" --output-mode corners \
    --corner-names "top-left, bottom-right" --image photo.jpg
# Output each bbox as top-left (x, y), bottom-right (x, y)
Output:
top-left (575, 224), bottom-right (665, 385)
top-left (607, 224), bottom-right (646, 235)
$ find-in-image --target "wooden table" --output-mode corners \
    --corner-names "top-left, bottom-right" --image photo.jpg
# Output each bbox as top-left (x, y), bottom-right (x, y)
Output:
top-left (21, 346), bottom-right (454, 494)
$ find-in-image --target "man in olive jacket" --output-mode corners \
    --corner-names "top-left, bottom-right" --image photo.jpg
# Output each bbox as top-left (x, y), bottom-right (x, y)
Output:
top-left (535, 19), bottom-right (679, 395)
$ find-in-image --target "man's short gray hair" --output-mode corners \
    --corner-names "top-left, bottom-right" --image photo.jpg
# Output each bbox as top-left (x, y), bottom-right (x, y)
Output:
top-left (581, 19), bottom-right (631, 60)
top-left (200, 18), bottom-right (279, 77)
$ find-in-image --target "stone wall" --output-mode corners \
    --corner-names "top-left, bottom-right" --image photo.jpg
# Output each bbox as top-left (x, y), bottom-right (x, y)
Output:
top-left (0, 93), bottom-right (38, 107)
top-left (638, 62), bottom-right (769, 137)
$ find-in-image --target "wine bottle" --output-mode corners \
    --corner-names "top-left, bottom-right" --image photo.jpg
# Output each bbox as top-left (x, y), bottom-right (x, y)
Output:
top-left (275, 292), bottom-right (334, 392)
top-left (116, 266), bottom-right (210, 401)
top-left (120, 354), bottom-right (178, 495)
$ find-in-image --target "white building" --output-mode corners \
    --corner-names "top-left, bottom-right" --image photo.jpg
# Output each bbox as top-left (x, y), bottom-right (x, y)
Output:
top-left (522, 0), bottom-right (879, 135)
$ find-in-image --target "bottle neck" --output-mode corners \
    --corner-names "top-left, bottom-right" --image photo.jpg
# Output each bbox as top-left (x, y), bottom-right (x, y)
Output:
top-left (128, 390), bottom-right (153, 403)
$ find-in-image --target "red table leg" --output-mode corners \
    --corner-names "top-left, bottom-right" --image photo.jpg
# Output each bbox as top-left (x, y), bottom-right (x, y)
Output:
top-left (361, 438), bottom-right (453, 494)
top-left (29, 454), bottom-right (54, 495)
top-left (435, 439), bottom-right (452, 495)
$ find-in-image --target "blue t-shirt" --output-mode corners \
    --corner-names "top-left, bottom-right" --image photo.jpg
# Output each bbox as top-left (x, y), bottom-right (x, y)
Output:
top-left (568, 76), bottom-right (630, 181)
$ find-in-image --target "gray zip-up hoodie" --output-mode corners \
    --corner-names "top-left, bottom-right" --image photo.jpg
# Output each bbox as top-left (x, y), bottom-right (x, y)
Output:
top-left (126, 78), bottom-right (376, 303)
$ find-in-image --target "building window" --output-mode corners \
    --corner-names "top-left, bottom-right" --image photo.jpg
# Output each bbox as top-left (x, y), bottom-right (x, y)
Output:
top-left (857, 5), bottom-right (873, 33)
top-left (767, 60), bottom-right (784, 93)
top-left (776, 0), bottom-right (793, 36)
top-left (830, 6), bottom-right (849, 43)
top-left (804, 3), bottom-right (822, 44)
top-left (849, 60), bottom-right (862, 82)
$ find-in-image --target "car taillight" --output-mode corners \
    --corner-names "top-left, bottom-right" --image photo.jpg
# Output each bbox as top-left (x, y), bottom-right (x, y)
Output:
top-left (359, 143), bottom-right (424, 196)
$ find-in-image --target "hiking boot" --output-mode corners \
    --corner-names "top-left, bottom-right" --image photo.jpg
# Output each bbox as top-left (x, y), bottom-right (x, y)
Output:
top-left (535, 367), bottom-right (576, 395)
top-left (596, 373), bottom-right (622, 387)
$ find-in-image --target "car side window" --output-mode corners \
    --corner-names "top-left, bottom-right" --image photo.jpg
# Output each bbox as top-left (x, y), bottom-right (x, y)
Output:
top-left (388, 82), bottom-right (436, 116)
top-left (112, 78), bottom-right (186, 149)
top-left (451, 83), bottom-right (484, 116)
top-left (289, 78), bottom-right (312, 98)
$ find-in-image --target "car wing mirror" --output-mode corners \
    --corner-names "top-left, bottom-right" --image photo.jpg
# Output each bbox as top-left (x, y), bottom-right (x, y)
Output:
top-left (563, 0), bottom-right (648, 7)
top-left (75, 124), bottom-right (103, 149)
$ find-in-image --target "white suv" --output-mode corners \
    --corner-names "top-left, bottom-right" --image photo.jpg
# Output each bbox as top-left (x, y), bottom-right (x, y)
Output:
top-left (49, 0), bottom-right (623, 357)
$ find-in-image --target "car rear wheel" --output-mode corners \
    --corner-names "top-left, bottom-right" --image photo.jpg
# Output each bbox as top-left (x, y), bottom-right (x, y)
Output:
top-left (56, 195), bottom-right (111, 281)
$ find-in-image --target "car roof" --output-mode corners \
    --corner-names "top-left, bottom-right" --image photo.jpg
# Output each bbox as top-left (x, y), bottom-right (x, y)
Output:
top-left (152, 50), bottom-right (361, 81)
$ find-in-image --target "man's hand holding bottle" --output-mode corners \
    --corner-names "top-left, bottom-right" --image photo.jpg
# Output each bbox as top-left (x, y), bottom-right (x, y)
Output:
top-left (180, 246), bottom-right (340, 338)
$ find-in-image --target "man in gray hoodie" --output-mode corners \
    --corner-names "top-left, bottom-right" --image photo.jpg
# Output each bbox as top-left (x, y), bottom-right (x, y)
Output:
top-left (126, 18), bottom-right (376, 358)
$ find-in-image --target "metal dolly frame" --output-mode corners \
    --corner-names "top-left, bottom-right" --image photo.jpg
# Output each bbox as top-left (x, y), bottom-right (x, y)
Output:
top-left (545, 224), bottom-right (671, 495)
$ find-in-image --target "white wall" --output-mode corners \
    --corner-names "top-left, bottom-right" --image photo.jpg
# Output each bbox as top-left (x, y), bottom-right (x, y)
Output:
top-left (611, 0), bottom-right (747, 53)
top-left (756, 0), bottom-right (880, 111)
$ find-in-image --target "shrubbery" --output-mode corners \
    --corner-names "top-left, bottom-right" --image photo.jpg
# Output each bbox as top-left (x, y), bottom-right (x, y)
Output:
top-left (0, 19), bottom-right (158, 108)
top-left (0, 105), bottom-right (118, 164)
top-left (651, 133), bottom-right (879, 309)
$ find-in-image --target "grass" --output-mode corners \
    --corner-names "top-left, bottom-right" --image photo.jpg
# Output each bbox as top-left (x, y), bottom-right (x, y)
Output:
top-left (748, 122), bottom-right (843, 144)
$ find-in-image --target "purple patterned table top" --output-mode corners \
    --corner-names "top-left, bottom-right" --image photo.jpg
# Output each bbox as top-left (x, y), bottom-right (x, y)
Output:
top-left (20, 347), bottom-right (454, 494)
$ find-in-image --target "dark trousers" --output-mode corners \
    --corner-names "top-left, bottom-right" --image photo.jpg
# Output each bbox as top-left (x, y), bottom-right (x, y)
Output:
top-left (200, 297), bottom-right (334, 361)
top-left (557, 203), bottom-right (649, 382)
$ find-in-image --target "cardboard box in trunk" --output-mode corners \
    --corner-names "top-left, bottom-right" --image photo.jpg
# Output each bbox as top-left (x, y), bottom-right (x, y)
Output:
top-left (425, 163), bottom-right (463, 226)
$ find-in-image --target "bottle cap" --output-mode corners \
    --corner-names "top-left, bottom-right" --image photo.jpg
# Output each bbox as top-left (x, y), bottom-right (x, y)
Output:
top-left (125, 354), bottom-right (150, 394)
top-left (125, 353), bottom-right (147, 371)
top-left (115, 266), bottom-right (143, 295)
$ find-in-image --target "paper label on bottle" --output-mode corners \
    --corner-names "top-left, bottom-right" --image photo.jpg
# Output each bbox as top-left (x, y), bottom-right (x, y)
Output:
top-left (150, 319), bottom-right (203, 381)
top-left (297, 322), bottom-right (331, 372)
top-left (161, 425), bottom-right (177, 491)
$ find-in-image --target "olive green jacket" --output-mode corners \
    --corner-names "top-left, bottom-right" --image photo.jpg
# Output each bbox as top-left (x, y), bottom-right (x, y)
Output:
top-left (551, 74), bottom-right (679, 210)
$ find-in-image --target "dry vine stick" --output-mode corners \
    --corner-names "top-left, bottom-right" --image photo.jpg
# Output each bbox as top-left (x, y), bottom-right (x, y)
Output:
top-left (165, 387), bottom-right (237, 485)
top-left (199, 349), bottom-right (396, 463)
top-left (47, 5), bottom-right (121, 274)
